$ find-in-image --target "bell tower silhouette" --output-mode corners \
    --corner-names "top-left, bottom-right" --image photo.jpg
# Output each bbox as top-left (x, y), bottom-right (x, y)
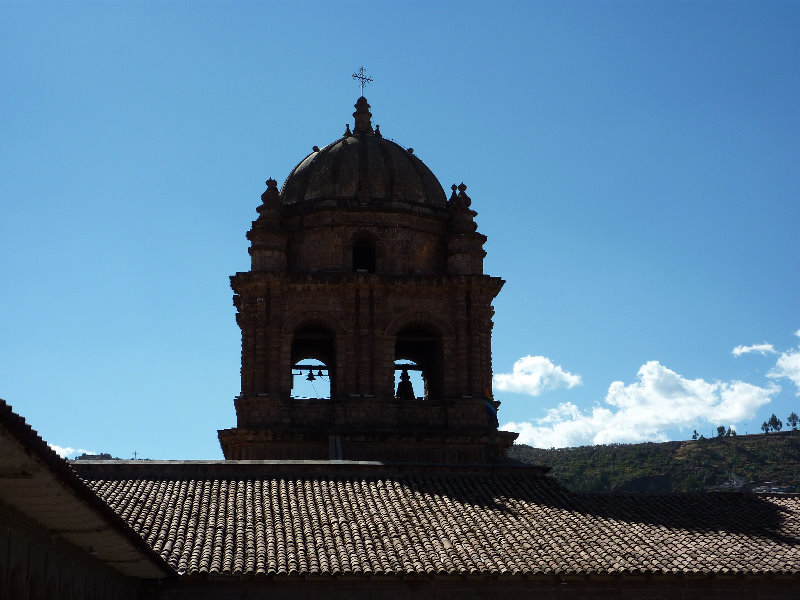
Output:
top-left (218, 97), bottom-right (516, 462)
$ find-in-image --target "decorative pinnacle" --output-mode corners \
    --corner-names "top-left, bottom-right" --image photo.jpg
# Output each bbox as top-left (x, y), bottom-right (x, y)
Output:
top-left (449, 182), bottom-right (472, 209)
top-left (259, 177), bottom-right (280, 208)
top-left (352, 66), bottom-right (373, 95)
top-left (457, 182), bottom-right (471, 206)
top-left (352, 96), bottom-right (373, 135)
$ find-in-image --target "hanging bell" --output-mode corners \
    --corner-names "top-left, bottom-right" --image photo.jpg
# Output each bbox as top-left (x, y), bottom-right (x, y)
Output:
top-left (395, 368), bottom-right (416, 401)
top-left (306, 369), bottom-right (316, 381)
top-left (317, 370), bottom-right (324, 377)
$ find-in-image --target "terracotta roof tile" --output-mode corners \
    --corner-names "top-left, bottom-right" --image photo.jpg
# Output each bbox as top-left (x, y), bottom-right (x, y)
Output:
top-left (78, 465), bottom-right (800, 578)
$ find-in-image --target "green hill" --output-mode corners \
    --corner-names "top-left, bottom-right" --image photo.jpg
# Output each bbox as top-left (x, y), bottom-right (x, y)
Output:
top-left (508, 429), bottom-right (800, 493)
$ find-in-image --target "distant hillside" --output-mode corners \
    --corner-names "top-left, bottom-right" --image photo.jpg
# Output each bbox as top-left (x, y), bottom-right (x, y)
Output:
top-left (508, 430), bottom-right (800, 493)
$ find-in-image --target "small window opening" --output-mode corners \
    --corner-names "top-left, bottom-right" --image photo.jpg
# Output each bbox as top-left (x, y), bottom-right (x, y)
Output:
top-left (353, 242), bottom-right (376, 273)
top-left (291, 358), bottom-right (331, 399)
top-left (394, 359), bottom-right (425, 401)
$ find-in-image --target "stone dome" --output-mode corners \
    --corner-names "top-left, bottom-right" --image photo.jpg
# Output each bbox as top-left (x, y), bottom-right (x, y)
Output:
top-left (280, 97), bottom-right (447, 210)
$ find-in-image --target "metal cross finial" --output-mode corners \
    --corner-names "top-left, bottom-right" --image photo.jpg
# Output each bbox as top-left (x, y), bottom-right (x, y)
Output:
top-left (352, 66), bottom-right (373, 95)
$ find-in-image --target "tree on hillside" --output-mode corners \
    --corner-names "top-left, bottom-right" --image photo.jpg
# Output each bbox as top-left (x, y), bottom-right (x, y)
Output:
top-left (510, 432), bottom-right (800, 494)
top-left (788, 412), bottom-right (799, 430)
top-left (716, 425), bottom-right (726, 438)
top-left (692, 430), bottom-right (699, 440)
top-left (761, 421), bottom-right (770, 434)
top-left (768, 413), bottom-right (783, 432)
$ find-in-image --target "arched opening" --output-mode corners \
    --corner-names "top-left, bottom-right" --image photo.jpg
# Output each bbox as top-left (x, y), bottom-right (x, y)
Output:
top-left (394, 324), bottom-right (443, 400)
top-left (290, 323), bottom-right (334, 399)
top-left (394, 359), bottom-right (425, 401)
top-left (352, 237), bottom-right (376, 273)
top-left (291, 358), bottom-right (331, 399)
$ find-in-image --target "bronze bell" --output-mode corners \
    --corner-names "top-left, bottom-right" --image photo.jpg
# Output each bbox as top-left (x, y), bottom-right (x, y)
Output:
top-left (306, 369), bottom-right (316, 381)
top-left (395, 368), bottom-right (416, 401)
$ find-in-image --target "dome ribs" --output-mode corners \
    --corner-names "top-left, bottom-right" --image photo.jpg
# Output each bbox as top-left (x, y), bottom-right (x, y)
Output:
top-left (376, 137), bottom-right (395, 204)
top-left (278, 99), bottom-right (446, 212)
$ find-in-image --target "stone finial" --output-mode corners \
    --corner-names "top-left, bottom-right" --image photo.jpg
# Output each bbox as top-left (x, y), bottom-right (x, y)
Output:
top-left (374, 124), bottom-right (382, 138)
top-left (449, 182), bottom-right (472, 209)
top-left (255, 177), bottom-right (282, 226)
top-left (260, 178), bottom-right (280, 206)
top-left (457, 182), bottom-right (471, 208)
top-left (447, 180), bottom-right (478, 238)
top-left (344, 123), bottom-right (352, 138)
top-left (353, 96), bottom-right (374, 135)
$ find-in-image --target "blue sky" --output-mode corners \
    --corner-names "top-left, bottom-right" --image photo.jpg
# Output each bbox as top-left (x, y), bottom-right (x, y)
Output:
top-left (1, 1), bottom-right (798, 459)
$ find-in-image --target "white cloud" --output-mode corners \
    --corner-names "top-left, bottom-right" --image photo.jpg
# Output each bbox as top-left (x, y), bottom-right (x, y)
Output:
top-left (769, 349), bottom-right (800, 395)
top-left (493, 355), bottom-right (581, 396)
top-left (49, 444), bottom-right (95, 459)
top-left (731, 329), bottom-right (800, 395)
top-left (732, 343), bottom-right (776, 357)
top-left (503, 360), bottom-right (777, 448)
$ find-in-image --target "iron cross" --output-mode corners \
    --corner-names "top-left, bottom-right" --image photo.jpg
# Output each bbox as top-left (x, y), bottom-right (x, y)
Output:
top-left (352, 66), bottom-right (373, 95)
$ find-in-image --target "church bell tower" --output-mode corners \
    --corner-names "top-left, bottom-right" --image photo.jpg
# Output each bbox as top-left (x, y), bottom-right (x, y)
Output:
top-left (218, 97), bottom-right (517, 462)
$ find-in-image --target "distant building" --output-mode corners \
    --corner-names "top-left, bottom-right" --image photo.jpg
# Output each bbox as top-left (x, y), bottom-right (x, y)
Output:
top-left (2, 97), bottom-right (799, 599)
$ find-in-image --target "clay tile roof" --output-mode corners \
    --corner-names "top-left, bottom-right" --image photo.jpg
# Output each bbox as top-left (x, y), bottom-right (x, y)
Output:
top-left (74, 461), bottom-right (800, 578)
